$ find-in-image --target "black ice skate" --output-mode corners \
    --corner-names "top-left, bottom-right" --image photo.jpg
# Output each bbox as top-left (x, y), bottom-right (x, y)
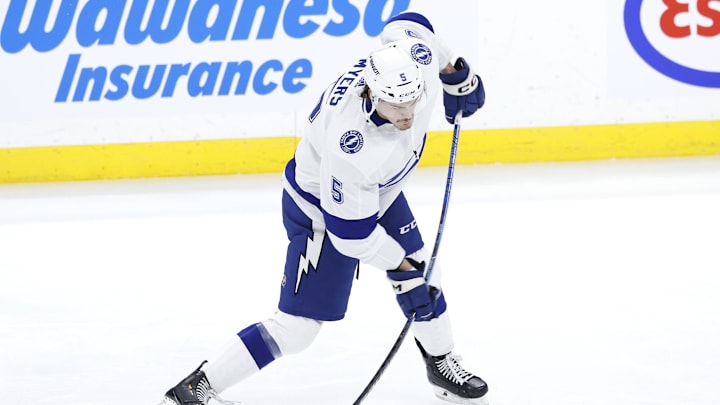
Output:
top-left (161, 361), bottom-right (216, 405)
top-left (416, 340), bottom-right (489, 405)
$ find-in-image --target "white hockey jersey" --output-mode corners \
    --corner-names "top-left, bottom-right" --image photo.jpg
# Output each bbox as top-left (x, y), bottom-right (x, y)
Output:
top-left (282, 15), bottom-right (455, 271)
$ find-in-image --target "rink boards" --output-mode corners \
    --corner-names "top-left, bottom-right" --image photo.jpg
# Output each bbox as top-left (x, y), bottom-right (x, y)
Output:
top-left (1, 120), bottom-right (718, 183)
top-left (1, 1), bottom-right (719, 183)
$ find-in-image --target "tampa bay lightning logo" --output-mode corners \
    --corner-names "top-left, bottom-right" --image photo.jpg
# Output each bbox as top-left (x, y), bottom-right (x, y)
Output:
top-left (411, 43), bottom-right (432, 65)
top-left (340, 130), bottom-right (364, 154)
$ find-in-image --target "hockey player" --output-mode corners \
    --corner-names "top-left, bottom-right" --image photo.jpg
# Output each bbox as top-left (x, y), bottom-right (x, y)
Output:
top-left (161, 11), bottom-right (487, 405)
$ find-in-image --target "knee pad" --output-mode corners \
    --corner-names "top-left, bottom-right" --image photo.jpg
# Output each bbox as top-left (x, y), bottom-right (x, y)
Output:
top-left (262, 311), bottom-right (322, 356)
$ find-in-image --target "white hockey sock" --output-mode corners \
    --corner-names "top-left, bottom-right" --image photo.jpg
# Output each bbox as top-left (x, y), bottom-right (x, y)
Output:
top-left (202, 337), bottom-right (262, 394)
top-left (202, 312), bottom-right (321, 393)
top-left (412, 311), bottom-right (454, 356)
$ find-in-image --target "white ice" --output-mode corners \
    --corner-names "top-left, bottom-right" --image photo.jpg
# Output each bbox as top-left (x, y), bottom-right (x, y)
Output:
top-left (1, 157), bottom-right (720, 405)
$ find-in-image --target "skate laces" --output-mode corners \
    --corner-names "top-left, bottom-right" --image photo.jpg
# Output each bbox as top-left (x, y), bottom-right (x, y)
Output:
top-left (193, 374), bottom-right (241, 405)
top-left (194, 361), bottom-right (241, 405)
top-left (435, 354), bottom-right (474, 385)
top-left (194, 377), bottom-right (213, 403)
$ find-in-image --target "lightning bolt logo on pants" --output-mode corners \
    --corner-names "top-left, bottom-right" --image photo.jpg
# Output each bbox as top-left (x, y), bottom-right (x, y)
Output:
top-left (295, 230), bottom-right (324, 294)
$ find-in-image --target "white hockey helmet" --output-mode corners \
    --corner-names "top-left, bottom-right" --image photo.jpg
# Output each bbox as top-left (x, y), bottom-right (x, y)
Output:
top-left (364, 42), bottom-right (424, 104)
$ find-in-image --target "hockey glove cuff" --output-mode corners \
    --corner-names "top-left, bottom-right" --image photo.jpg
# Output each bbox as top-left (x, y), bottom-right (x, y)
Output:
top-left (440, 57), bottom-right (485, 124)
top-left (387, 259), bottom-right (436, 321)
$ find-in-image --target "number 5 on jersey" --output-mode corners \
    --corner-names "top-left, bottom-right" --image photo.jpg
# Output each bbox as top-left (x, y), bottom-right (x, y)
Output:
top-left (332, 177), bottom-right (344, 203)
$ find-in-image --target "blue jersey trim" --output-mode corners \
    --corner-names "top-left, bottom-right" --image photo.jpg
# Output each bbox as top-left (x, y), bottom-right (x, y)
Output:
top-left (286, 157), bottom-right (378, 240)
top-left (386, 12), bottom-right (435, 33)
top-left (284, 158), bottom-right (321, 208)
top-left (308, 92), bottom-right (324, 123)
top-left (324, 210), bottom-right (377, 240)
top-left (379, 133), bottom-right (426, 189)
top-left (380, 157), bottom-right (419, 189)
top-left (363, 98), bottom-right (391, 126)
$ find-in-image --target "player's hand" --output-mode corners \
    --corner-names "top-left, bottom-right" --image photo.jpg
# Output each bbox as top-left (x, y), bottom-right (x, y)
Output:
top-left (440, 57), bottom-right (485, 124)
top-left (387, 259), bottom-right (436, 321)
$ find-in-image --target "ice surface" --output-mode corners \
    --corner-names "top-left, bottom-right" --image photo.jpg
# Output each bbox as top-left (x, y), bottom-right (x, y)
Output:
top-left (1, 157), bottom-right (719, 405)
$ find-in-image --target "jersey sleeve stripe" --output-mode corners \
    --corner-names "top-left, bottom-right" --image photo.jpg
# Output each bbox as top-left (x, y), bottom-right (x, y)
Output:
top-left (284, 158), bottom-right (321, 208)
top-left (285, 158), bottom-right (377, 240)
top-left (323, 210), bottom-right (377, 240)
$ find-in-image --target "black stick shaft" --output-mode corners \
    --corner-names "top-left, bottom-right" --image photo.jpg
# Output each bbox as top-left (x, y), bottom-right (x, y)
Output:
top-left (352, 114), bottom-right (463, 404)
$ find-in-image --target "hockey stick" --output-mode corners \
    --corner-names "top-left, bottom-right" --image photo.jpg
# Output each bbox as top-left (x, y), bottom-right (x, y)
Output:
top-left (352, 113), bottom-right (463, 404)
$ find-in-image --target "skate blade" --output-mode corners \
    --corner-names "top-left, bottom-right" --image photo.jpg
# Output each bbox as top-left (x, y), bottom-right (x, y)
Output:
top-left (158, 396), bottom-right (179, 405)
top-left (433, 386), bottom-right (489, 405)
top-left (157, 394), bottom-right (241, 405)
top-left (210, 394), bottom-right (243, 405)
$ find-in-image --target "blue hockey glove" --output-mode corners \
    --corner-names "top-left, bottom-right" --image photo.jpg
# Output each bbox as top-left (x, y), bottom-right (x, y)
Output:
top-left (439, 57), bottom-right (485, 124)
top-left (387, 259), bottom-right (436, 321)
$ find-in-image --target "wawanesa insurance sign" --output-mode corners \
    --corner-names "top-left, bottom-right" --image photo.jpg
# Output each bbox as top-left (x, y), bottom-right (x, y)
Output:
top-left (0, 0), bottom-right (411, 108)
